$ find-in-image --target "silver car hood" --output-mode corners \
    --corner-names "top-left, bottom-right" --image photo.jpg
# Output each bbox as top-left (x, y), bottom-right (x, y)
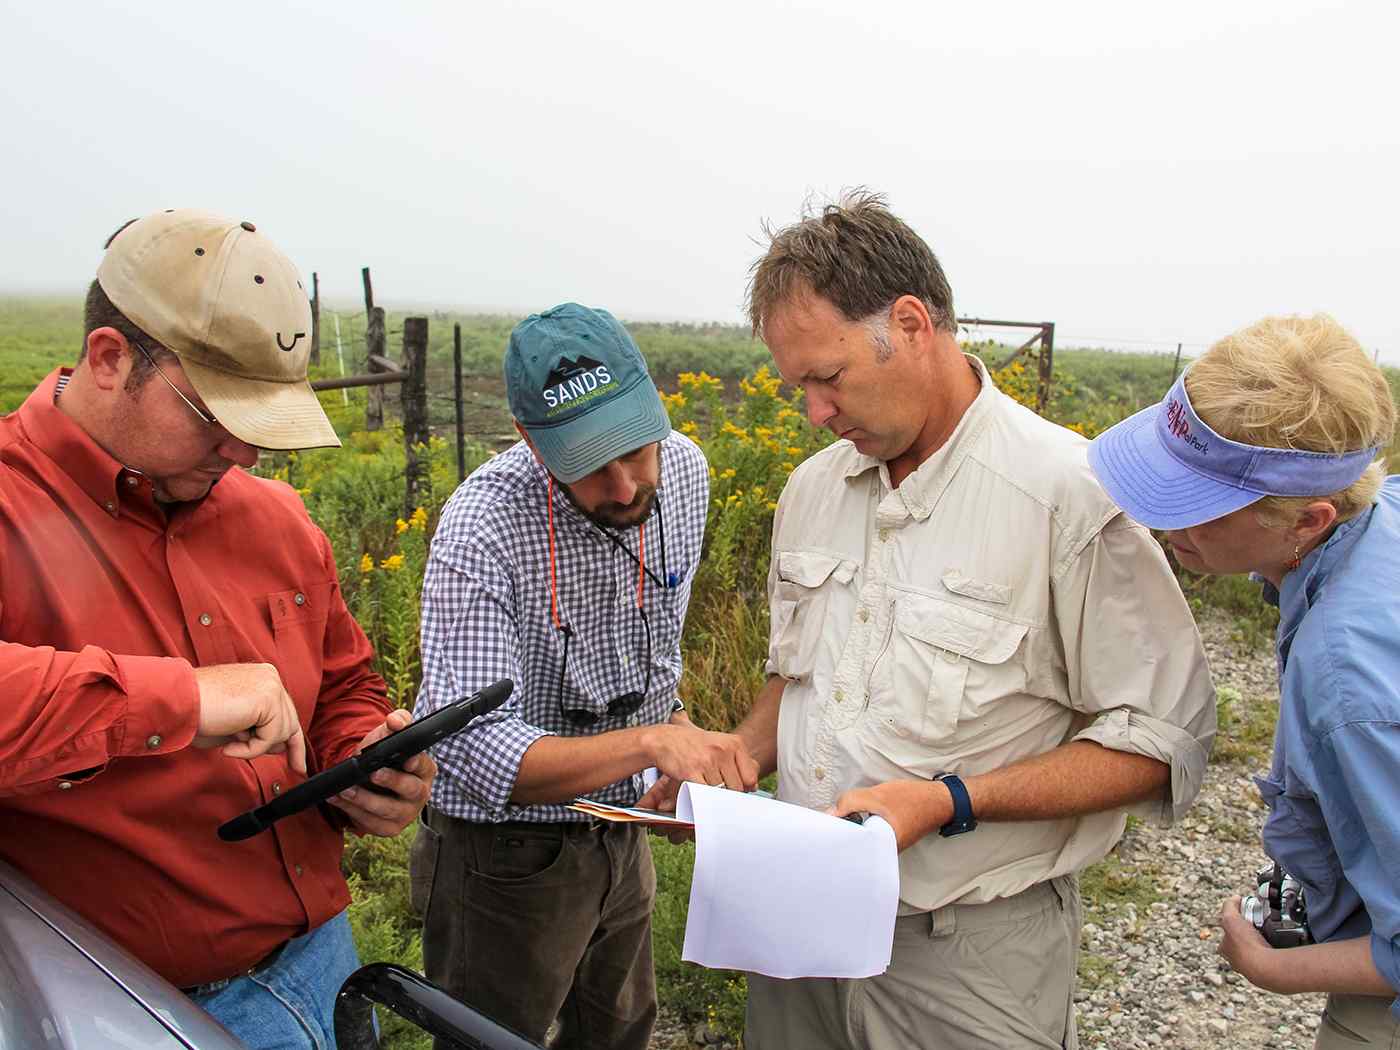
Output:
top-left (0, 859), bottom-right (246, 1049)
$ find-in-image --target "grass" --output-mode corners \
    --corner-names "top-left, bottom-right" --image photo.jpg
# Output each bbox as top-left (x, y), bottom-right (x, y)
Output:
top-left (1212, 684), bottom-right (1280, 767)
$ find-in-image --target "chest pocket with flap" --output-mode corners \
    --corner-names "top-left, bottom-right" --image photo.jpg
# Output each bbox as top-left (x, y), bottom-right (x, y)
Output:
top-left (770, 551), bottom-right (858, 682)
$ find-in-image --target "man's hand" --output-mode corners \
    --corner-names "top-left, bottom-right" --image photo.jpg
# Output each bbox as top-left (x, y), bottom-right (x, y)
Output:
top-left (192, 663), bottom-right (307, 774)
top-left (327, 709), bottom-right (437, 837)
top-left (1217, 895), bottom-right (1289, 992)
top-left (831, 779), bottom-right (953, 851)
top-left (646, 723), bottom-right (759, 793)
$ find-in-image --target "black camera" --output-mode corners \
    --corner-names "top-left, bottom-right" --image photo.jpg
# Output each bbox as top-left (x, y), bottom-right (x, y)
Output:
top-left (1240, 861), bottom-right (1313, 949)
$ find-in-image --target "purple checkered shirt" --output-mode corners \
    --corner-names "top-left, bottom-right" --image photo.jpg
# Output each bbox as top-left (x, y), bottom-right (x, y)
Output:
top-left (415, 431), bottom-right (709, 822)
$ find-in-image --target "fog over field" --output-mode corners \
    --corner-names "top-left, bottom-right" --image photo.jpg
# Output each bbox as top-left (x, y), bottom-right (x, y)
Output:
top-left (1, 0), bottom-right (1397, 361)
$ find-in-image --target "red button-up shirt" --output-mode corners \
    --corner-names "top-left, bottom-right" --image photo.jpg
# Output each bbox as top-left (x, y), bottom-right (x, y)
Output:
top-left (0, 369), bottom-right (390, 988)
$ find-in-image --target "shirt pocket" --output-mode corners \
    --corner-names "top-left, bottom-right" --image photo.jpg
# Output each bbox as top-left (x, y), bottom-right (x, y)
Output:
top-left (267, 582), bottom-right (332, 718)
top-left (876, 592), bottom-right (1029, 746)
top-left (1255, 773), bottom-right (1343, 894)
top-left (769, 551), bottom-right (858, 681)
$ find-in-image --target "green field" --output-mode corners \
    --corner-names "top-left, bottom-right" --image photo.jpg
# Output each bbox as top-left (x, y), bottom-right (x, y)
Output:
top-left (5, 295), bottom-right (1398, 1046)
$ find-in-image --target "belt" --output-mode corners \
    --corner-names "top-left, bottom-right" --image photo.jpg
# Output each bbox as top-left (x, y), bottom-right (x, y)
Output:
top-left (180, 940), bottom-right (288, 998)
top-left (425, 807), bottom-right (621, 837)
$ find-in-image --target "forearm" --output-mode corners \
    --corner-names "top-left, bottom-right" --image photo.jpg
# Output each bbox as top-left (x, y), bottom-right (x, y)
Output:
top-left (1, 643), bottom-right (198, 794)
top-left (736, 675), bottom-right (785, 777)
top-left (967, 740), bottom-right (1169, 822)
top-left (1263, 937), bottom-right (1395, 998)
top-left (836, 739), bottom-right (1171, 850)
top-left (512, 725), bottom-right (660, 804)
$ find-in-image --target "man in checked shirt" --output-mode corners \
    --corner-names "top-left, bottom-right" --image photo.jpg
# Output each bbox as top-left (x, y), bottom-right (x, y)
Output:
top-left (412, 302), bottom-right (757, 1050)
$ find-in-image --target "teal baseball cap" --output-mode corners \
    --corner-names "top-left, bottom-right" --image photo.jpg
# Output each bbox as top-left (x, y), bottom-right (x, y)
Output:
top-left (505, 303), bottom-right (671, 483)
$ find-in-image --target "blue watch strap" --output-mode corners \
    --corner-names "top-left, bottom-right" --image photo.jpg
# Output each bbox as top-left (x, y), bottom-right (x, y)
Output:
top-left (935, 773), bottom-right (977, 837)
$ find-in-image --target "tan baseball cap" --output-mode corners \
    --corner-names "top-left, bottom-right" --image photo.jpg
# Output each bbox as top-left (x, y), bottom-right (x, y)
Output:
top-left (96, 209), bottom-right (340, 450)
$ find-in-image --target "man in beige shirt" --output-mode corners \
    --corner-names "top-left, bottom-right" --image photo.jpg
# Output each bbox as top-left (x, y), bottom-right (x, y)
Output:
top-left (735, 192), bottom-right (1216, 1050)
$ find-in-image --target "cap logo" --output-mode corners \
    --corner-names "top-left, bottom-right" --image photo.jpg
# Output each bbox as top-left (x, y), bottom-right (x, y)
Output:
top-left (1165, 398), bottom-right (1209, 454)
top-left (276, 331), bottom-right (306, 353)
top-left (541, 354), bottom-right (614, 414)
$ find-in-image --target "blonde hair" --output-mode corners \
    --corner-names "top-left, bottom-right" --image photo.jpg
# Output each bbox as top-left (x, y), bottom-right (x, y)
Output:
top-left (1186, 314), bottom-right (1395, 527)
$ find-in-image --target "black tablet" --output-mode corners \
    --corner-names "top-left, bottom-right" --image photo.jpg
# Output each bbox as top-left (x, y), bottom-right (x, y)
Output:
top-left (217, 679), bottom-right (513, 842)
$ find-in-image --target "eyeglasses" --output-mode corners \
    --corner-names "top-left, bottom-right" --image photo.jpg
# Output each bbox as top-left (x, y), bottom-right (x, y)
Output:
top-left (133, 342), bottom-right (219, 427)
top-left (555, 605), bottom-right (653, 727)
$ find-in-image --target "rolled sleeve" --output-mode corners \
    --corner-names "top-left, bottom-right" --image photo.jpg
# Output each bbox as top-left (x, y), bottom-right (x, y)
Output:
top-left (415, 535), bottom-right (554, 818)
top-left (1058, 516), bottom-right (1216, 824)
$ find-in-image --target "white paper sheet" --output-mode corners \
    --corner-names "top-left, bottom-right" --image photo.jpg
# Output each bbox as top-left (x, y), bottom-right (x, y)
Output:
top-left (676, 783), bottom-right (900, 978)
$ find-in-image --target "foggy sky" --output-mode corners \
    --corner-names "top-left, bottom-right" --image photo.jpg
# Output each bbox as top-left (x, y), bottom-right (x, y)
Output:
top-left (3, 0), bottom-right (1397, 360)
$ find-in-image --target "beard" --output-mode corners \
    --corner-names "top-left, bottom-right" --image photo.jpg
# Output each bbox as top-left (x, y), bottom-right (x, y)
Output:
top-left (562, 481), bottom-right (658, 530)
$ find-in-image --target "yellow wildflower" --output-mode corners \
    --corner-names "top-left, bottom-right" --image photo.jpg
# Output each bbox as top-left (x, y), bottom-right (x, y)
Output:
top-left (380, 554), bottom-right (405, 572)
top-left (409, 506), bottom-right (429, 530)
top-left (359, 553), bottom-right (374, 574)
top-left (720, 467), bottom-right (737, 480)
top-left (680, 420), bottom-right (699, 437)
top-left (395, 518), bottom-right (409, 535)
top-left (766, 501), bottom-right (778, 511)
top-left (781, 462), bottom-right (794, 471)
top-left (786, 446), bottom-right (802, 456)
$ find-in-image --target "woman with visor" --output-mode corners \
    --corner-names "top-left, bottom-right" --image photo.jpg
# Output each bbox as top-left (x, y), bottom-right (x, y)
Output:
top-left (1087, 314), bottom-right (1399, 1047)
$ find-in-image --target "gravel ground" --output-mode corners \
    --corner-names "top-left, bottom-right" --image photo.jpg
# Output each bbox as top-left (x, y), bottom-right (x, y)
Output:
top-left (657, 608), bottom-right (1329, 1049)
top-left (1075, 610), bottom-right (1325, 1050)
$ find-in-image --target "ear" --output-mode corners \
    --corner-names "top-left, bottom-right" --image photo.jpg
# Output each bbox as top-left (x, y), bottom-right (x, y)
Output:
top-left (514, 421), bottom-right (544, 464)
top-left (1293, 500), bottom-right (1339, 546)
top-left (84, 327), bottom-right (136, 392)
top-left (888, 294), bottom-right (935, 350)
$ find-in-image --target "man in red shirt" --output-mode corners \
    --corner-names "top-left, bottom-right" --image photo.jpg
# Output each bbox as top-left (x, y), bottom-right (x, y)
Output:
top-left (0, 209), bottom-right (435, 1049)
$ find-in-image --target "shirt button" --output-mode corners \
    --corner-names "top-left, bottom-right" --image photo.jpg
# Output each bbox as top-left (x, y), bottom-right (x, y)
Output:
top-left (146, 735), bottom-right (162, 749)
top-left (814, 767), bottom-right (826, 781)
top-left (834, 689), bottom-right (845, 703)
top-left (294, 864), bottom-right (304, 877)
top-left (878, 528), bottom-right (890, 542)
top-left (103, 500), bottom-right (116, 513)
top-left (59, 781), bottom-right (73, 791)
top-left (858, 608), bottom-right (869, 622)
top-left (199, 613), bottom-right (212, 626)
top-left (125, 476), bottom-right (139, 487)
top-left (294, 592), bottom-right (306, 606)
top-left (272, 782), bottom-right (282, 795)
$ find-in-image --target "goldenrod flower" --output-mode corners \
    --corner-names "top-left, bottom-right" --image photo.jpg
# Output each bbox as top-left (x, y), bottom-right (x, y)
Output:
top-left (409, 506), bottom-right (429, 531)
top-left (380, 554), bottom-right (406, 572)
top-left (359, 553), bottom-right (374, 574)
top-left (395, 518), bottom-right (409, 535)
top-left (720, 467), bottom-right (736, 480)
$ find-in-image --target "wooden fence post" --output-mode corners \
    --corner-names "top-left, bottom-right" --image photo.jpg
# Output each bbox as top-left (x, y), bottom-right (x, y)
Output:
top-left (310, 272), bottom-right (321, 366)
top-left (1036, 322), bottom-right (1055, 414)
top-left (402, 317), bottom-right (430, 518)
top-left (365, 307), bottom-right (387, 431)
top-left (362, 267), bottom-right (384, 431)
top-left (454, 323), bottom-right (467, 484)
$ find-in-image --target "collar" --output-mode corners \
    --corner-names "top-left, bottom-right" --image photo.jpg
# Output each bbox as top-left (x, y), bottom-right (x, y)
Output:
top-left (1274, 504), bottom-right (1374, 659)
top-left (839, 353), bottom-right (995, 522)
top-left (15, 368), bottom-right (139, 514)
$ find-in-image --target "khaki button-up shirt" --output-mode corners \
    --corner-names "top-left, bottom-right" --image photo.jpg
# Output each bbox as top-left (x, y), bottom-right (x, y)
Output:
top-left (766, 356), bottom-right (1215, 912)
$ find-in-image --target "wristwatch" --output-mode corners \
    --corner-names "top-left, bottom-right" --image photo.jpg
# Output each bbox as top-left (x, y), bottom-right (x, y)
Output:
top-left (670, 698), bottom-right (685, 714)
top-left (933, 772), bottom-right (977, 837)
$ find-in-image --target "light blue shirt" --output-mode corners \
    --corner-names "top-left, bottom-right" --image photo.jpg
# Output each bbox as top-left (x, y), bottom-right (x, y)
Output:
top-left (1258, 474), bottom-right (1400, 1016)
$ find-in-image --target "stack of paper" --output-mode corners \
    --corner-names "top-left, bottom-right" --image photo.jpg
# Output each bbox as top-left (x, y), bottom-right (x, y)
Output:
top-left (676, 784), bottom-right (900, 979)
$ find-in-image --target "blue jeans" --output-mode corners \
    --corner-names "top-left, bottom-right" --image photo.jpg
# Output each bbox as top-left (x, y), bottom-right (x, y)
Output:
top-left (190, 911), bottom-right (368, 1050)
